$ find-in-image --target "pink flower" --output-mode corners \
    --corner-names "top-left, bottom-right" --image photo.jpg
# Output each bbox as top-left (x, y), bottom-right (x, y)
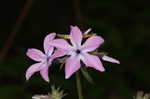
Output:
top-left (26, 33), bottom-right (57, 82)
top-left (50, 26), bottom-right (106, 79)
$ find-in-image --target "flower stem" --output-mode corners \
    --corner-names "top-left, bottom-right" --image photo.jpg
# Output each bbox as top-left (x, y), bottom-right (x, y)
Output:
top-left (76, 71), bottom-right (83, 99)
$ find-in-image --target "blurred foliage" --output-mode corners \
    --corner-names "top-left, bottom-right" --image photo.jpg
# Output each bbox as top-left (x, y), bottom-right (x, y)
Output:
top-left (0, 0), bottom-right (150, 99)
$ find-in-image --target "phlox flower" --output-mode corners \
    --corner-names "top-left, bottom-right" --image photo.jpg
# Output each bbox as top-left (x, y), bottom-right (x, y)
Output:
top-left (50, 26), bottom-right (106, 79)
top-left (26, 33), bottom-right (58, 82)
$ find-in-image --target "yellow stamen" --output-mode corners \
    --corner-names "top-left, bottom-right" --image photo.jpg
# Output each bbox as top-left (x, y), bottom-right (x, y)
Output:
top-left (57, 34), bottom-right (69, 39)
top-left (57, 34), bottom-right (96, 39)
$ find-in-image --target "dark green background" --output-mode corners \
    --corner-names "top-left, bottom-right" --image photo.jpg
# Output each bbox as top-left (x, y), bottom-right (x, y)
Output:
top-left (0, 0), bottom-right (149, 99)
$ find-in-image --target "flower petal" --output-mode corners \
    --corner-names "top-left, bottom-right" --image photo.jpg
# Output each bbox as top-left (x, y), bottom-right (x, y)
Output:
top-left (81, 53), bottom-right (105, 72)
top-left (82, 36), bottom-right (104, 52)
top-left (43, 33), bottom-right (56, 55)
top-left (40, 65), bottom-right (50, 82)
top-left (26, 48), bottom-right (45, 62)
top-left (102, 55), bottom-right (120, 64)
top-left (84, 28), bottom-right (91, 34)
top-left (65, 56), bottom-right (81, 79)
top-left (50, 39), bottom-right (71, 50)
top-left (25, 62), bottom-right (43, 80)
top-left (51, 49), bottom-right (68, 58)
top-left (70, 26), bottom-right (83, 47)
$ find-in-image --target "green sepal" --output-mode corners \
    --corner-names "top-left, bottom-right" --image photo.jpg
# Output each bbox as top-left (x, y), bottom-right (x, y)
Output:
top-left (80, 67), bottom-right (94, 84)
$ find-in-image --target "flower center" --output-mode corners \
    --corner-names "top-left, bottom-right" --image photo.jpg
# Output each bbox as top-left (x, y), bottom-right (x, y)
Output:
top-left (46, 57), bottom-right (49, 62)
top-left (76, 49), bottom-right (81, 54)
top-left (46, 56), bottom-right (52, 64)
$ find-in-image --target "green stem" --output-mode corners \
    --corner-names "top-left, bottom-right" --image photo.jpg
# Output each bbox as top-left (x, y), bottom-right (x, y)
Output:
top-left (76, 71), bottom-right (83, 99)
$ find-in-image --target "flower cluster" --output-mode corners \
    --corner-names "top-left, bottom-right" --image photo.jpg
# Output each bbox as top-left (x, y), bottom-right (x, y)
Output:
top-left (26, 26), bottom-right (120, 82)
